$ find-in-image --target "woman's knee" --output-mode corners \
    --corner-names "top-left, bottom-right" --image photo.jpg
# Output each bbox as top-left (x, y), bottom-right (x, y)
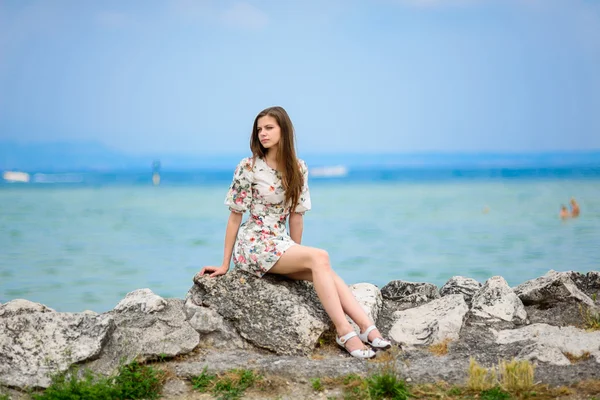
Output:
top-left (308, 248), bottom-right (331, 272)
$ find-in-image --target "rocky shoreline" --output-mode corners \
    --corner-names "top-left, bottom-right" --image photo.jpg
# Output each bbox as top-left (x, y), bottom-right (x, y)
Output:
top-left (1, 269), bottom-right (599, 399)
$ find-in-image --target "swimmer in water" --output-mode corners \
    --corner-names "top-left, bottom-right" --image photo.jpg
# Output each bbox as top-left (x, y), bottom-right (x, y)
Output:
top-left (570, 197), bottom-right (580, 218)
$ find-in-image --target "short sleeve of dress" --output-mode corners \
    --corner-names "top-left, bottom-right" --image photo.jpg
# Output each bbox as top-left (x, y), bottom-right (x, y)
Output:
top-left (224, 157), bottom-right (254, 214)
top-left (294, 160), bottom-right (312, 215)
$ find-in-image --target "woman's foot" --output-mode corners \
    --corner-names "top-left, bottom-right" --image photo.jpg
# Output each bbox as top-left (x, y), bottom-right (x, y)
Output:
top-left (358, 325), bottom-right (392, 350)
top-left (336, 330), bottom-right (376, 359)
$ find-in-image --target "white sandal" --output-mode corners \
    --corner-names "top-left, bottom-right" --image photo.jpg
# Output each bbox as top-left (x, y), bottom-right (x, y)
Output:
top-left (336, 331), bottom-right (376, 359)
top-left (358, 325), bottom-right (392, 350)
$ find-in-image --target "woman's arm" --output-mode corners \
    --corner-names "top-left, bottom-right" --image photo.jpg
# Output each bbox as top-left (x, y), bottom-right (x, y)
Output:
top-left (200, 211), bottom-right (243, 277)
top-left (289, 212), bottom-right (304, 244)
top-left (221, 211), bottom-right (243, 267)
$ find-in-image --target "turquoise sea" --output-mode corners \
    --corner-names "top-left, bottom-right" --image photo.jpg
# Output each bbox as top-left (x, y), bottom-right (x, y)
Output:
top-left (1, 166), bottom-right (599, 313)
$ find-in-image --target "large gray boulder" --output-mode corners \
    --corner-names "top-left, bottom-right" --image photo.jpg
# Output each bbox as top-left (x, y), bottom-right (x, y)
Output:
top-left (381, 280), bottom-right (440, 305)
top-left (113, 288), bottom-right (167, 313)
top-left (585, 271), bottom-right (600, 295)
top-left (494, 323), bottom-right (600, 366)
top-left (514, 270), bottom-right (596, 308)
top-left (470, 276), bottom-right (527, 325)
top-left (0, 299), bottom-right (55, 317)
top-left (184, 297), bottom-right (251, 350)
top-left (189, 269), bottom-right (330, 356)
top-left (0, 300), bottom-right (114, 388)
top-left (85, 289), bottom-right (199, 375)
top-left (388, 294), bottom-right (468, 347)
top-left (440, 276), bottom-right (482, 305)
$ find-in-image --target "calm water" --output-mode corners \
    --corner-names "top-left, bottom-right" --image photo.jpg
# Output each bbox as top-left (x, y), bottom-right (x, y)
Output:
top-left (1, 179), bottom-right (599, 312)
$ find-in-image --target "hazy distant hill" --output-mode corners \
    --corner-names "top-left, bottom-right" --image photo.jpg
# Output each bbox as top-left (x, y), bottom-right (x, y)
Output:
top-left (1, 141), bottom-right (599, 172)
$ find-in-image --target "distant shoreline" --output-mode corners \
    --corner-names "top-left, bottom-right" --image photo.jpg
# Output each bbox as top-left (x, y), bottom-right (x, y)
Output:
top-left (1, 165), bottom-right (600, 187)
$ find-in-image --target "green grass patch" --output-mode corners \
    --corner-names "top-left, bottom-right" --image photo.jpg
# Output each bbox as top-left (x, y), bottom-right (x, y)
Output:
top-left (114, 361), bottom-right (166, 399)
top-left (331, 345), bottom-right (411, 400)
top-left (311, 377), bottom-right (324, 392)
top-left (190, 367), bottom-right (217, 391)
top-left (334, 372), bottom-right (411, 400)
top-left (480, 386), bottom-right (512, 400)
top-left (190, 368), bottom-right (262, 400)
top-left (31, 361), bottom-right (166, 400)
top-left (365, 372), bottom-right (410, 400)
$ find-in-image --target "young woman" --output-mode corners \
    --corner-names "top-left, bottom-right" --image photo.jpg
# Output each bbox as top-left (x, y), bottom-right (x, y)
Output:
top-left (200, 106), bottom-right (391, 359)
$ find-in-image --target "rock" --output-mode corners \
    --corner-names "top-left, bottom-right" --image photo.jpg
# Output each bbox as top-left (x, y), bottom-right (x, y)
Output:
top-left (190, 270), bottom-right (330, 356)
top-left (439, 276), bottom-right (482, 305)
top-left (347, 283), bottom-right (382, 333)
top-left (388, 294), bottom-right (468, 347)
top-left (514, 270), bottom-right (595, 308)
top-left (546, 270), bottom-right (587, 288)
top-left (161, 378), bottom-right (190, 397)
top-left (184, 295), bottom-right (251, 350)
top-left (452, 323), bottom-right (521, 366)
top-left (381, 280), bottom-right (440, 304)
top-left (544, 270), bottom-right (600, 300)
top-left (377, 299), bottom-right (416, 338)
top-left (470, 276), bottom-right (527, 324)
top-left (0, 299), bottom-right (55, 317)
top-left (494, 323), bottom-right (600, 366)
top-left (516, 343), bottom-right (572, 366)
top-left (540, 270), bottom-right (600, 297)
top-left (524, 302), bottom-right (584, 328)
top-left (3, 269), bottom-right (600, 393)
top-left (85, 297), bottom-right (199, 376)
top-left (0, 311), bottom-right (114, 388)
top-left (113, 288), bottom-right (167, 313)
top-left (584, 271), bottom-right (600, 296)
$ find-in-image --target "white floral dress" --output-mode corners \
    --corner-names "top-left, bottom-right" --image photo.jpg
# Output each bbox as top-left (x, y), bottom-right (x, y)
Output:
top-left (224, 156), bottom-right (312, 277)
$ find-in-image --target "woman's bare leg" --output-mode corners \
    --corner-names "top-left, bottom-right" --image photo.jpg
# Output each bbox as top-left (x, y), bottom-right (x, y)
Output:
top-left (268, 245), bottom-right (366, 352)
top-left (286, 270), bottom-right (385, 342)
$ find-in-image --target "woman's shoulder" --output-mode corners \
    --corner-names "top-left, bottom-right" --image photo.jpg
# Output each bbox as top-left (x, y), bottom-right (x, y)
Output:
top-left (237, 156), bottom-right (255, 165)
top-left (297, 158), bottom-right (308, 172)
top-left (235, 156), bottom-right (255, 173)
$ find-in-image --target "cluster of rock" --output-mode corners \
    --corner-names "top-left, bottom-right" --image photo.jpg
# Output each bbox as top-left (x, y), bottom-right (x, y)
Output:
top-left (1, 269), bottom-right (599, 394)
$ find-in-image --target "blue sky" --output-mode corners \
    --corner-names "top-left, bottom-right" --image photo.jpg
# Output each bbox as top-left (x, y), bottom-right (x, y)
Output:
top-left (1, 0), bottom-right (599, 156)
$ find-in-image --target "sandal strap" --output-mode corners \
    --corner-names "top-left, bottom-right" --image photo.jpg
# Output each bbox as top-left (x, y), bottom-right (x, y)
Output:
top-left (361, 325), bottom-right (378, 338)
top-left (337, 330), bottom-right (358, 346)
top-left (359, 325), bottom-right (378, 343)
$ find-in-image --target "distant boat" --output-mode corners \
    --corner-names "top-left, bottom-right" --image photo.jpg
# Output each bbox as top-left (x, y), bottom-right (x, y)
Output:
top-left (310, 165), bottom-right (348, 178)
top-left (3, 171), bottom-right (30, 183)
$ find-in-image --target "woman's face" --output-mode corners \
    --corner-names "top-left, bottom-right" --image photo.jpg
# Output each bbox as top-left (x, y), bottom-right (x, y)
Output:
top-left (256, 115), bottom-right (281, 150)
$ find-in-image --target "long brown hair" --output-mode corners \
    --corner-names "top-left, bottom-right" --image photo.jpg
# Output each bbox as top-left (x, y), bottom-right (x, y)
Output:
top-left (250, 106), bottom-right (303, 212)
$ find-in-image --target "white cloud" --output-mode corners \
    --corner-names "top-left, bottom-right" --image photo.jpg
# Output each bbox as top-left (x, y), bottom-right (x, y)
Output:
top-left (221, 2), bottom-right (268, 30)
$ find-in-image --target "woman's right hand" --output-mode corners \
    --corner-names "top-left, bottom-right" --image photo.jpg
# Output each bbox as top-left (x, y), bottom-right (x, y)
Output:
top-left (199, 265), bottom-right (229, 278)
